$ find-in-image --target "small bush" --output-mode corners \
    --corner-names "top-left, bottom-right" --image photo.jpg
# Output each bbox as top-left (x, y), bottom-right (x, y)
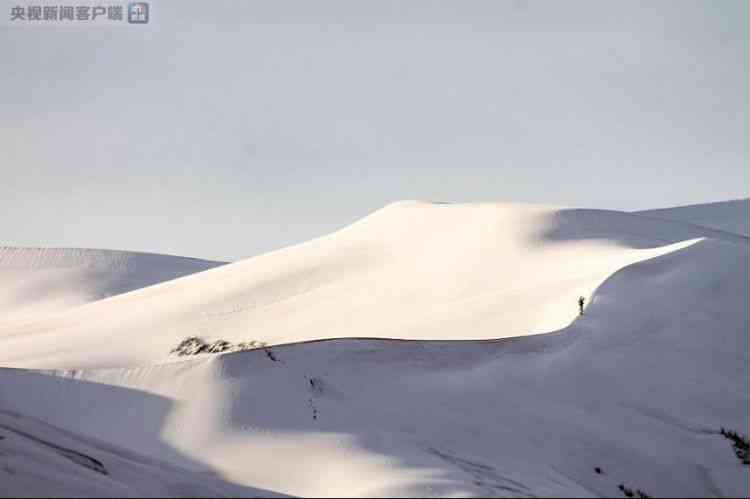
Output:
top-left (206, 340), bottom-right (232, 353)
top-left (171, 336), bottom-right (209, 356)
top-left (236, 340), bottom-right (267, 350)
top-left (720, 428), bottom-right (750, 464)
top-left (263, 347), bottom-right (279, 363)
top-left (171, 337), bottom-right (268, 357)
top-left (618, 484), bottom-right (650, 499)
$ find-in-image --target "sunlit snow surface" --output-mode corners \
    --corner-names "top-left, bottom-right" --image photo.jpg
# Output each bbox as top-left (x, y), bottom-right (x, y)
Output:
top-left (1, 201), bottom-right (748, 497)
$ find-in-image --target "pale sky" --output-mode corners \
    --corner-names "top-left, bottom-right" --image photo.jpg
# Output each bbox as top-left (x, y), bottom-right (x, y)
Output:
top-left (1, 0), bottom-right (748, 261)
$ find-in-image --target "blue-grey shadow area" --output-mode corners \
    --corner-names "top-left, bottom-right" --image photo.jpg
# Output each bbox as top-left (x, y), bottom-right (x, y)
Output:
top-left (534, 208), bottom-right (750, 248)
top-left (210, 237), bottom-right (750, 497)
top-left (637, 198), bottom-right (750, 238)
top-left (2, 238), bottom-right (749, 496)
top-left (0, 367), bottom-right (282, 497)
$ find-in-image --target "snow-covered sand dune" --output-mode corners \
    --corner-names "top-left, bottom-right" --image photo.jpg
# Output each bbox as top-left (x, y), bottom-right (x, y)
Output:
top-left (0, 201), bottom-right (749, 497)
top-left (0, 247), bottom-right (224, 326)
top-left (638, 198), bottom-right (750, 238)
top-left (0, 409), bottom-right (281, 497)
top-left (0, 202), bottom-right (735, 369)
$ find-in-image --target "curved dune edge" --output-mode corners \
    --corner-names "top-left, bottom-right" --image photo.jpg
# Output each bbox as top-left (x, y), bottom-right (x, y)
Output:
top-left (1, 197), bottom-right (750, 496)
top-left (1, 236), bottom-right (749, 497)
top-left (638, 198), bottom-right (750, 238)
top-left (0, 247), bottom-right (225, 327)
top-left (0, 201), bottom-right (726, 370)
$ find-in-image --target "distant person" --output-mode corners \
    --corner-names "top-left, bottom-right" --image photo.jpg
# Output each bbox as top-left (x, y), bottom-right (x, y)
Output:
top-left (578, 296), bottom-right (585, 315)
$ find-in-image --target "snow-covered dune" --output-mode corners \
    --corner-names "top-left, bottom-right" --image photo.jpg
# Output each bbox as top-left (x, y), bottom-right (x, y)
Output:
top-left (1, 201), bottom-right (749, 497)
top-left (0, 248), bottom-right (224, 326)
top-left (638, 198), bottom-right (750, 238)
top-left (0, 409), bottom-right (281, 497)
top-left (0, 202), bottom-right (725, 369)
top-left (0, 235), bottom-right (748, 497)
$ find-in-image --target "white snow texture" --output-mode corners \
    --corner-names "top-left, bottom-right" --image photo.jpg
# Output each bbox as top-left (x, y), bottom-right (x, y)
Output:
top-left (0, 199), bottom-right (748, 497)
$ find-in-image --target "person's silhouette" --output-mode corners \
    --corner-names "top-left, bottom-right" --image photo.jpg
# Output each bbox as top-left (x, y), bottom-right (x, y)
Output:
top-left (578, 296), bottom-right (585, 315)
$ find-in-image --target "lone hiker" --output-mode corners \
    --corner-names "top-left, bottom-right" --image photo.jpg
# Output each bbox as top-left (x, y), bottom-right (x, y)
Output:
top-left (578, 296), bottom-right (586, 315)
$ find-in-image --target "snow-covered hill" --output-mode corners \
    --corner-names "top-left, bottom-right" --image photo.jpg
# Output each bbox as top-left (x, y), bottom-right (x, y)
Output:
top-left (0, 409), bottom-right (280, 497)
top-left (0, 247), bottom-right (224, 326)
top-left (0, 201), bottom-right (748, 497)
top-left (638, 198), bottom-right (750, 238)
top-left (0, 202), bottom-right (734, 369)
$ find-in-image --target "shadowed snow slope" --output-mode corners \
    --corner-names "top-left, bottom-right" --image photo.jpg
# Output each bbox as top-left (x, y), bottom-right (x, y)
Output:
top-left (638, 198), bottom-right (750, 238)
top-left (0, 248), bottom-right (224, 326)
top-left (0, 235), bottom-right (749, 497)
top-left (0, 201), bottom-right (727, 368)
top-left (0, 410), bottom-right (281, 498)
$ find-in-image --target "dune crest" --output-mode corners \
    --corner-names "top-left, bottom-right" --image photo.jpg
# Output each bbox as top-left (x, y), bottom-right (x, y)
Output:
top-left (1, 201), bottom-right (749, 497)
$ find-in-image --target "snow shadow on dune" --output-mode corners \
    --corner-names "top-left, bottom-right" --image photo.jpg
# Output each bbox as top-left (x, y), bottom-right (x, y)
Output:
top-left (0, 367), bottom-right (281, 497)
top-left (534, 208), bottom-right (750, 249)
top-left (205, 237), bottom-right (750, 496)
top-left (2, 209), bottom-right (750, 496)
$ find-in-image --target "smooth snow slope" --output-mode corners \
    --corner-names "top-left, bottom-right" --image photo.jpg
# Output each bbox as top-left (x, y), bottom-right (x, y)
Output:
top-left (0, 201), bottom-right (733, 369)
top-left (0, 410), bottom-right (281, 498)
top-left (0, 248), bottom-right (224, 326)
top-left (0, 235), bottom-right (748, 497)
top-left (638, 198), bottom-right (750, 238)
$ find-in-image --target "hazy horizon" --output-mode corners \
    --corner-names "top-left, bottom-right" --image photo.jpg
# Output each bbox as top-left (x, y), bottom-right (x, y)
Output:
top-left (2, 0), bottom-right (749, 260)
